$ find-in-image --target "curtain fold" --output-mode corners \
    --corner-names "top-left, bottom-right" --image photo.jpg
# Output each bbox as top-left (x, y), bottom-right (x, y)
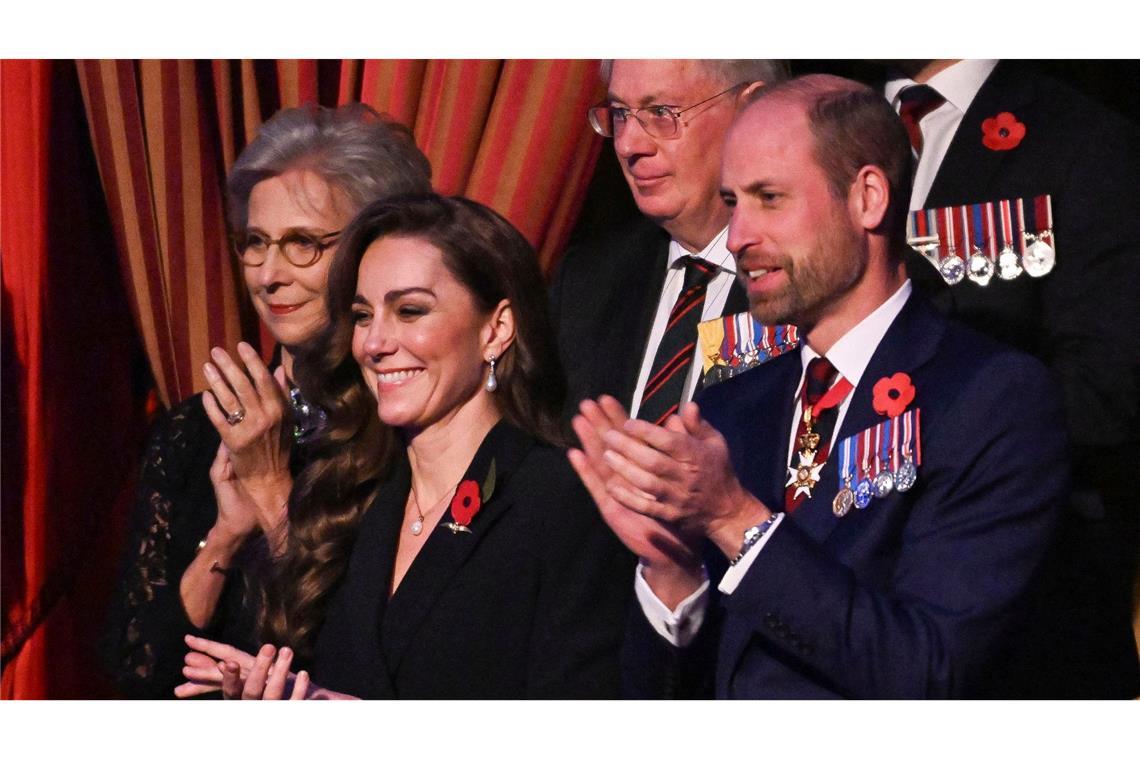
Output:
top-left (2, 60), bottom-right (147, 698)
top-left (78, 58), bottom-right (604, 408)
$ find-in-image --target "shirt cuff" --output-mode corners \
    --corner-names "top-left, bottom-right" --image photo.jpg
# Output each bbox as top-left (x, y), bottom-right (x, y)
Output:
top-left (718, 512), bottom-right (784, 595)
top-left (634, 562), bottom-right (710, 647)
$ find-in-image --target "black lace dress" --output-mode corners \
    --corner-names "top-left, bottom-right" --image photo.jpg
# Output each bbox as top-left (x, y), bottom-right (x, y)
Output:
top-left (101, 387), bottom-right (320, 699)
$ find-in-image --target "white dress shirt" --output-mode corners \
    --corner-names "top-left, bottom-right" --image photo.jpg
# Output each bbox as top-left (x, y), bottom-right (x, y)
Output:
top-left (628, 227), bottom-right (737, 418)
top-left (637, 281), bottom-right (914, 646)
top-left (884, 59), bottom-right (998, 210)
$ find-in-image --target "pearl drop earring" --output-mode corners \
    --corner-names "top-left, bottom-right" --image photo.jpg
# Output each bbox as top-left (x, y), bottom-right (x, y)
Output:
top-left (485, 355), bottom-right (498, 392)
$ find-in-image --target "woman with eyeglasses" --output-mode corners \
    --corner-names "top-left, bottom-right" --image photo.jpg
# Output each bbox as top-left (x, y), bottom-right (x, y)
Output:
top-left (176, 194), bottom-right (634, 699)
top-left (102, 104), bottom-right (432, 698)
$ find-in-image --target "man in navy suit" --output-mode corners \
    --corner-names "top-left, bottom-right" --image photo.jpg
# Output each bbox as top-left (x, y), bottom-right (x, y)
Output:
top-left (569, 74), bottom-right (1069, 698)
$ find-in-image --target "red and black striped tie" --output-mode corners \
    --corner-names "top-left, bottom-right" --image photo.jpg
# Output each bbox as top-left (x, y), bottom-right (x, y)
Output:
top-left (637, 256), bottom-right (718, 425)
top-left (897, 84), bottom-right (945, 161)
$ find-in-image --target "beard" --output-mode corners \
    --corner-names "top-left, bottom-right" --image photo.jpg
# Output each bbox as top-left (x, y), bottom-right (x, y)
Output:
top-left (748, 212), bottom-right (866, 329)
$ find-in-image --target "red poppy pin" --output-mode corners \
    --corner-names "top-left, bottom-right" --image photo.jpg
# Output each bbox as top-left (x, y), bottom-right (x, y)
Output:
top-left (442, 460), bottom-right (496, 535)
top-left (872, 372), bottom-right (916, 418)
top-left (981, 112), bottom-right (1026, 151)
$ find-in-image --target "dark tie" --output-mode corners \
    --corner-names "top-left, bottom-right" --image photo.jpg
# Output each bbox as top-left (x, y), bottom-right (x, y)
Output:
top-left (637, 257), bottom-right (718, 425)
top-left (897, 84), bottom-right (946, 159)
top-left (785, 357), bottom-right (839, 512)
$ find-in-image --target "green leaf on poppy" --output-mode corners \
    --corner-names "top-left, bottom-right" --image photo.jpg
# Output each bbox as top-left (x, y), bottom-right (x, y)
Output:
top-left (482, 458), bottom-right (497, 502)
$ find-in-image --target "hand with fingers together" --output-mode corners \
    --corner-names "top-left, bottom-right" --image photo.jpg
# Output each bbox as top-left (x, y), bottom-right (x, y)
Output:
top-left (201, 341), bottom-right (294, 541)
top-left (573, 398), bottom-right (773, 571)
top-left (177, 635), bottom-right (352, 700)
top-left (568, 396), bottom-right (706, 607)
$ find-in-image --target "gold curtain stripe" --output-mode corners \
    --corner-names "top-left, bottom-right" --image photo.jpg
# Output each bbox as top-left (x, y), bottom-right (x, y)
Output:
top-left (277, 60), bottom-right (299, 109)
top-left (240, 60), bottom-right (261, 145)
top-left (177, 60), bottom-right (211, 394)
top-left (213, 60), bottom-right (237, 171)
top-left (95, 60), bottom-right (173, 406)
top-left (470, 60), bottom-right (552, 229)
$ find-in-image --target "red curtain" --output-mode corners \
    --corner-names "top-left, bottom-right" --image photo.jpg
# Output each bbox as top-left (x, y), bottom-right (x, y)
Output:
top-left (2, 60), bottom-right (148, 698)
top-left (76, 59), bottom-right (605, 408)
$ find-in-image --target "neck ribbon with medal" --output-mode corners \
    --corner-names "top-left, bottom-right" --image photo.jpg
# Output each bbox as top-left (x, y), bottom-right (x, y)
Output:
top-left (786, 374), bottom-right (854, 500)
top-left (906, 195), bottom-right (1055, 286)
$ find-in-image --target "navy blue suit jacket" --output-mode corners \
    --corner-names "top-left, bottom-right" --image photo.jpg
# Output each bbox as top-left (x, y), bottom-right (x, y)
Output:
top-left (625, 292), bottom-right (1068, 698)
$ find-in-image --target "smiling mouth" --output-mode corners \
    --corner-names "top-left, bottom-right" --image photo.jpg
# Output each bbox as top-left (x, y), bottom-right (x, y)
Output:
top-left (267, 303), bottom-right (304, 315)
top-left (377, 369), bottom-right (423, 385)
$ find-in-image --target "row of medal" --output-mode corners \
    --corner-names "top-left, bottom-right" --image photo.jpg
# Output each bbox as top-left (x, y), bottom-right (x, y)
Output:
top-left (906, 195), bottom-right (1056, 286)
top-left (832, 408), bottom-right (922, 518)
top-left (699, 312), bottom-right (799, 387)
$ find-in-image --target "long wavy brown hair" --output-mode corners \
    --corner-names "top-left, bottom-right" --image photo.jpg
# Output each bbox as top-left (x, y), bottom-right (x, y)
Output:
top-left (260, 194), bottom-right (568, 658)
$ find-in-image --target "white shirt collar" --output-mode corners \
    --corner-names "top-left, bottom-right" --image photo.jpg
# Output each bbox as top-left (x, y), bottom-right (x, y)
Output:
top-left (667, 226), bottom-right (736, 274)
top-left (884, 59), bottom-right (998, 116)
top-left (801, 280), bottom-right (913, 388)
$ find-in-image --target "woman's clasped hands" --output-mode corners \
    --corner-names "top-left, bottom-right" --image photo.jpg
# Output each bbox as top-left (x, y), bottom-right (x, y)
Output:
top-left (176, 634), bottom-right (351, 700)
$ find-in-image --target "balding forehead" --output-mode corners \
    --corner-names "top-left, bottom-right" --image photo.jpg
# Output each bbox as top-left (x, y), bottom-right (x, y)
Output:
top-left (606, 59), bottom-right (719, 104)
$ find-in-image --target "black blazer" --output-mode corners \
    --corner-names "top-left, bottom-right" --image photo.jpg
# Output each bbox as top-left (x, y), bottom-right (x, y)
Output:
top-left (624, 294), bottom-right (1069, 698)
top-left (550, 214), bottom-right (749, 414)
top-left (910, 61), bottom-right (1140, 451)
top-left (311, 422), bottom-right (635, 699)
top-left (906, 61), bottom-right (1140, 697)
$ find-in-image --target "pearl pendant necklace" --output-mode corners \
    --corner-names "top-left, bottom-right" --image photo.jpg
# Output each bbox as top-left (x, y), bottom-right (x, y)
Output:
top-left (408, 482), bottom-right (457, 536)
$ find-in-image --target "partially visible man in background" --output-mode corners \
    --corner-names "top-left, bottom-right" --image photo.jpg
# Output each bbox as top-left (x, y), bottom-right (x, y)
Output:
top-left (551, 59), bottom-right (787, 424)
top-left (884, 59), bottom-right (1140, 698)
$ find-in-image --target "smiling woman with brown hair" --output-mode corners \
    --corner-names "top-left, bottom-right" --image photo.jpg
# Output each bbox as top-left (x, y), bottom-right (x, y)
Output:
top-left (179, 194), bottom-right (633, 699)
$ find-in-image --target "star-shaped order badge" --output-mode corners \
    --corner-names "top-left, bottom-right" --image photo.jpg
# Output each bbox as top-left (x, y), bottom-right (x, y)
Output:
top-left (786, 448), bottom-right (825, 500)
top-left (442, 459), bottom-right (496, 535)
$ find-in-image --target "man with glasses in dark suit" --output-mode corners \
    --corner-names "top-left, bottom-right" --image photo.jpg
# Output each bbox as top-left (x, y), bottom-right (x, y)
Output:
top-left (550, 60), bottom-right (786, 425)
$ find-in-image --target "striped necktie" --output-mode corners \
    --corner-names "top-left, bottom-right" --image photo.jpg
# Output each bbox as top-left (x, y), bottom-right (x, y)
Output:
top-left (897, 84), bottom-right (946, 160)
top-left (637, 256), bottom-right (718, 425)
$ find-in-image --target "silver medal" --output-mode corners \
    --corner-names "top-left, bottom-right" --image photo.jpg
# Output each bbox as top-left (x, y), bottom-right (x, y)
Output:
top-left (967, 251), bottom-right (994, 286)
top-left (873, 469), bottom-right (895, 498)
top-left (1022, 236), bottom-right (1056, 278)
top-left (854, 477), bottom-right (874, 509)
top-left (895, 459), bottom-right (918, 492)
top-left (997, 246), bottom-right (1023, 280)
top-left (939, 255), bottom-right (965, 285)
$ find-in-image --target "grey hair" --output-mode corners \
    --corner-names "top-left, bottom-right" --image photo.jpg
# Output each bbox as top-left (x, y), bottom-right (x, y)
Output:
top-left (598, 59), bottom-right (789, 88)
top-left (227, 103), bottom-right (432, 230)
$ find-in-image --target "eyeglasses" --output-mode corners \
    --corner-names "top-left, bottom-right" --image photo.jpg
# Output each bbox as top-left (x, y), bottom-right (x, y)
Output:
top-left (588, 83), bottom-right (746, 140)
top-left (231, 229), bottom-right (342, 268)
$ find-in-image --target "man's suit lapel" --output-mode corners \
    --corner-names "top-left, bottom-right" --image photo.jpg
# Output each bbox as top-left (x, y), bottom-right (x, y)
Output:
top-left (617, 228), bottom-right (672, 404)
top-left (925, 62), bottom-right (1038, 208)
top-left (723, 277), bottom-right (749, 317)
top-left (380, 423), bottom-right (534, 676)
top-left (786, 294), bottom-right (944, 546)
top-left (715, 351), bottom-right (803, 510)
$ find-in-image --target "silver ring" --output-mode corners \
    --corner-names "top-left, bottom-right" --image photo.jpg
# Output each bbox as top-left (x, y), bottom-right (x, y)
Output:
top-left (225, 407), bottom-right (246, 426)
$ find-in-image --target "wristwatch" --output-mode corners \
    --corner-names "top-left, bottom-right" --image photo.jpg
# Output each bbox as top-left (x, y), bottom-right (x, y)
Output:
top-left (730, 513), bottom-right (779, 566)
